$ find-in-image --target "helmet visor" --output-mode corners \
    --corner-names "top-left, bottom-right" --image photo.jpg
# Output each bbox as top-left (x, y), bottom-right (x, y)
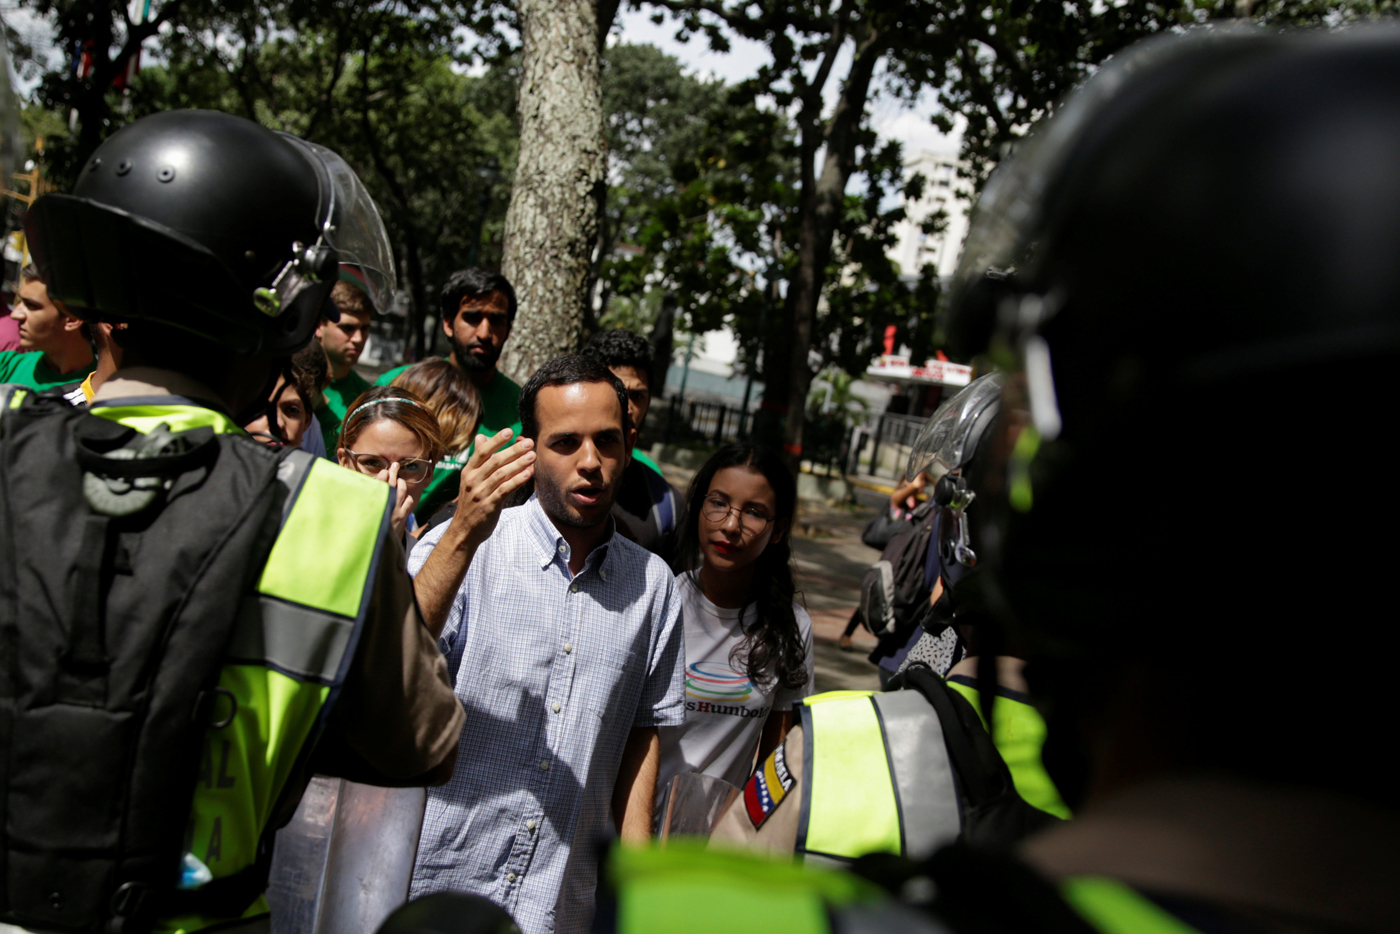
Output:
top-left (0, 28), bottom-right (22, 184)
top-left (906, 372), bottom-right (1005, 482)
top-left (305, 142), bottom-right (398, 313)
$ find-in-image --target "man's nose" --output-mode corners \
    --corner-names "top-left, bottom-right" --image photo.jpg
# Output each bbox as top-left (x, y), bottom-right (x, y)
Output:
top-left (579, 440), bottom-right (601, 471)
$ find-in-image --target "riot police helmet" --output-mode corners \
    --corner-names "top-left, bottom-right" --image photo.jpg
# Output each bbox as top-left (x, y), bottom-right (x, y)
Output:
top-left (944, 26), bottom-right (1400, 803)
top-left (24, 110), bottom-right (395, 356)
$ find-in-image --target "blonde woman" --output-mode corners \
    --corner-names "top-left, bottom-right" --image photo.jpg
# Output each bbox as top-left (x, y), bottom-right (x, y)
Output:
top-left (338, 386), bottom-right (446, 540)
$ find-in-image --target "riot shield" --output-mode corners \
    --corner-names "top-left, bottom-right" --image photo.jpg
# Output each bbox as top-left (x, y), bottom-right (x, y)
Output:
top-left (266, 777), bottom-right (427, 934)
top-left (660, 773), bottom-right (741, 842)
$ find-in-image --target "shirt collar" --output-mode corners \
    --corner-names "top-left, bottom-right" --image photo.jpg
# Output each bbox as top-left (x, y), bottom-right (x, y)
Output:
top-left (524, 493), bottom-right (617, 574)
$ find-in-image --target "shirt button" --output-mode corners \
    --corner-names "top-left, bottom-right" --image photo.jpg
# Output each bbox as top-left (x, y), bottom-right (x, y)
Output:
top-left (552, 702), bottom-right (561, 713)
top-left (569, 582), bottom-right (579, 593)
top-left (540, 760), bottom-right (550, 771)
top-left (526, 820), bottom-right (537, 831)
top-left (600, 570), bottom-right (607, 581)
top-left (507, 872), bottom-right (517, 882)
top-left (564, 643), bottom-right (573, 654)
top-left (558, 543), bottom-right (567, 554)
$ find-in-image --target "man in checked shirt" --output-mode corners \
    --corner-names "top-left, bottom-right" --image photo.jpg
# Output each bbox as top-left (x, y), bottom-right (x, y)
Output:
top-left (407, 354), bottom-right (686, 934)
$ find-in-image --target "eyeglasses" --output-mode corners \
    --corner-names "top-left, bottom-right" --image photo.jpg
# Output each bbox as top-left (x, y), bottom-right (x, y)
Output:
top-left (343, 450), bottom-right (435, 482)
top-left (702, 494), bottom-right (773, 535)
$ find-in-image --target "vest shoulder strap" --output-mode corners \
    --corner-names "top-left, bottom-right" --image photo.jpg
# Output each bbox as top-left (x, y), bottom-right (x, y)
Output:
top-left (225, 452), bottom-right (392, 686)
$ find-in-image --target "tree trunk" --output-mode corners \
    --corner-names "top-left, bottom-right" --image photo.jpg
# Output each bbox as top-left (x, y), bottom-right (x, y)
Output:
top-left (498, 0), bottom-right (607, 384)
top-left (773, 30), bottom-right (884, 467)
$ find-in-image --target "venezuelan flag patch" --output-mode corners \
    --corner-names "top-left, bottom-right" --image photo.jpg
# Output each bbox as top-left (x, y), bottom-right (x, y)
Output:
top-left (743, 743), bottom-right (795, 828)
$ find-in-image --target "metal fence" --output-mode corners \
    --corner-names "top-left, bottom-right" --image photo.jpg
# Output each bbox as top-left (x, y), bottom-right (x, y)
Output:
top-left (660, 396), bottom-right (753, 446)
top-left (848, 412), bottom-right (930, 479)
top-left (656, 395), bottom-right (861, 475)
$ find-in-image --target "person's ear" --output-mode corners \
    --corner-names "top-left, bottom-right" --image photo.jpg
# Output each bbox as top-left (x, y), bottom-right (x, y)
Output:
top-left (769, 518), bottom-right (789, 547)
top-left (62, 313), bottom-right (84, 333)
top-left (442, 312), bottom-right (454, 338)
top-left (626, 426), bottom-right (636, 456)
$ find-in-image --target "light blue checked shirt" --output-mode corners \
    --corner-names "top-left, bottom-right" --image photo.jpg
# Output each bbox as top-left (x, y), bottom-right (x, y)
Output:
top-left (406, 494), bottom-right (685, 934)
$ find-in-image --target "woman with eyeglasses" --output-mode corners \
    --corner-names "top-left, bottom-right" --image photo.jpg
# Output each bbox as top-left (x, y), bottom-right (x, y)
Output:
top-left (337, 386), bottom-right (446, 541)
top-left (655, 443), bottom-right (813, 830)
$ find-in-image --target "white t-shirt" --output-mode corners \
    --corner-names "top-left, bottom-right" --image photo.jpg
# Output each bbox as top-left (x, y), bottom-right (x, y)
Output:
top-left (655, 572), bottom-right (815, 824)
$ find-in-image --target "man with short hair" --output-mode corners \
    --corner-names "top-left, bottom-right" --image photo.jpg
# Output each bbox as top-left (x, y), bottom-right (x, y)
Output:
top-left (0, 267), bottom-right (95, 391)
top-left (408, 354), bottom-right (685, 934)
top-left (377, 268), bottom-right (523, 518)
top-left (314, 276), bottom-right (376, 452)
top-left (582, 328), bottom-right (681, 560)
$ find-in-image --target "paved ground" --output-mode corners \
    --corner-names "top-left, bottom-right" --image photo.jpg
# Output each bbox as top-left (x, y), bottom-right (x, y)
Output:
top-left (653, 460), bottom-right (886, 693)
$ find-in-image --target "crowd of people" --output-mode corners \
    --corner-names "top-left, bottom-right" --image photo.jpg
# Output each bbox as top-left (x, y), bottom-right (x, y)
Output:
top-left (5, 22), bottom-right (1399, 934)
top-left (0, 120), bottom-right (818, 931)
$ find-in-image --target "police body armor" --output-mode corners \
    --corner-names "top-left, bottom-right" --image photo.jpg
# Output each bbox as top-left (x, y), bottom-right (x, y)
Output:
top-left (0, 389), bottom-right (392, 933)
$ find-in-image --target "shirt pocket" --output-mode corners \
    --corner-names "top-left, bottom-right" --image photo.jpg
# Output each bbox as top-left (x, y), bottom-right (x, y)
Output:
top-left (579, 639), bottom-right (645, 719)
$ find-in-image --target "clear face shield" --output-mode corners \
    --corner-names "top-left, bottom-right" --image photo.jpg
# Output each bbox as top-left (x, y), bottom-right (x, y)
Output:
top-left (260, 137), bottom-right (398, 323)
top-left (0, 23), bottom-right (23, 203)
top-left (905, 372), bottom-right (1006, 483)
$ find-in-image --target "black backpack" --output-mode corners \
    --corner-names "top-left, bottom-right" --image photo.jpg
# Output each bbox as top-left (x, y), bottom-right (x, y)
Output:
top-left (860, 500), bottom-right (938, 638)
top-left (1, 392), bottom-right (292, 933)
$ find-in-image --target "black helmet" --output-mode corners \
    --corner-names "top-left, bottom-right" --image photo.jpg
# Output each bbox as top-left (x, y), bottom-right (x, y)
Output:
top-left (943, 27), bottom-right (1400, 661)
top-left (943, 28), bottom-right (1400, 805)
top-left (24, 110), bottom-right (396, 355)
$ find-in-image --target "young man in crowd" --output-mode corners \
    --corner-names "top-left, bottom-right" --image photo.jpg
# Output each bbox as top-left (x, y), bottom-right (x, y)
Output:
top-left (377, 268), bottom-right (523, 518)
top-left (244, 340), bottom-right (331, 450)
top-left (582, 328), bottom-right (681, 561)
top-left (314, 275), bottom-right (376, 452)
top-left (407, 354), bottom-right (685, 934)
top-left (0, 266), bottom-right (95, 391)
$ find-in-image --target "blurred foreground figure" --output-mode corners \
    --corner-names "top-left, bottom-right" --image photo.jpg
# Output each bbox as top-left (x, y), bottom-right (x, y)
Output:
top-left (924, 25), bottom-right (1400, 934)
top-left (579, 27), bottom-right (1400, 934)
top-left (1, 111), bottom-right (463, 934)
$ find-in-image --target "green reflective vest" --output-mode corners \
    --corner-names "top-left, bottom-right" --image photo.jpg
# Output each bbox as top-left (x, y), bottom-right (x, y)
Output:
top-left (945, 676), bottom-right (1070, 819)
top-left (609, 840), bottom-right (903, 934)
top-left (1063, 877), bottom-right (1204, 934)
top-left (88, 402), bottom-right (392, 933)
top-left (794, 690), bottom-right (962, 867)
top-left (607, 844), bottom-right (1202, 934)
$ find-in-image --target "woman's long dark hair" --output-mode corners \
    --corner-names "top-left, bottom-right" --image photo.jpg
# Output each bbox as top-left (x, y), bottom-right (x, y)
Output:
top-left (675, 444), bottom-right (807, 691)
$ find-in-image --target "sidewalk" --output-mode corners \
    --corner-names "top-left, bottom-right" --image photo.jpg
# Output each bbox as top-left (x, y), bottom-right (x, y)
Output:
top-left (652, 458), bottom-right (883, 693)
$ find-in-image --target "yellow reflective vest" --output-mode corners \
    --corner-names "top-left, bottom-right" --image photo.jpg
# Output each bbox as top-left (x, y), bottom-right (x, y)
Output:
top-left (88, 402), bottom-right (393, 933)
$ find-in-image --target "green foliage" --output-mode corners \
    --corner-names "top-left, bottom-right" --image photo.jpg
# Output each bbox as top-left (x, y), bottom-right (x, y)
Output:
top-left (807, 366), bottom-right (868, 425)
top-left (592, 42), bottom-right (768, 338)
top-left (13, 0), bottom-right (516, 358)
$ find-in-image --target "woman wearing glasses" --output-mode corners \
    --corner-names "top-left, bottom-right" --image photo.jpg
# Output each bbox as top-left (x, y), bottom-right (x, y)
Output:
top-left (656, 443), bottom-right (814, 829)
top-left (338, 386), bottom-right (445, 540)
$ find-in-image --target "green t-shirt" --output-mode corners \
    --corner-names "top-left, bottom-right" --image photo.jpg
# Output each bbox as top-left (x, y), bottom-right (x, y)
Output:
top-left (375, 360), bottom-right (522, 520)
top-left (316, 369), bottom-right (373, 455)
top-left (0, 350), bottom-right (96, 393)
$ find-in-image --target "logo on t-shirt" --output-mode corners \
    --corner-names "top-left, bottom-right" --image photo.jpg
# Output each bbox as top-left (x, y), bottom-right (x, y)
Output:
top-left (684, 662), bottom-right (752, 702)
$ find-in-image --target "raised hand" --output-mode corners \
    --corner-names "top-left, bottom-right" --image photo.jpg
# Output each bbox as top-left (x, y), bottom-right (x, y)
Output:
top-left (386, 461), bottom-right (415, 539)
top-left (414, 428), bottom-right (536, 639)
top-left (451, 428), bottom-right (536, 550)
